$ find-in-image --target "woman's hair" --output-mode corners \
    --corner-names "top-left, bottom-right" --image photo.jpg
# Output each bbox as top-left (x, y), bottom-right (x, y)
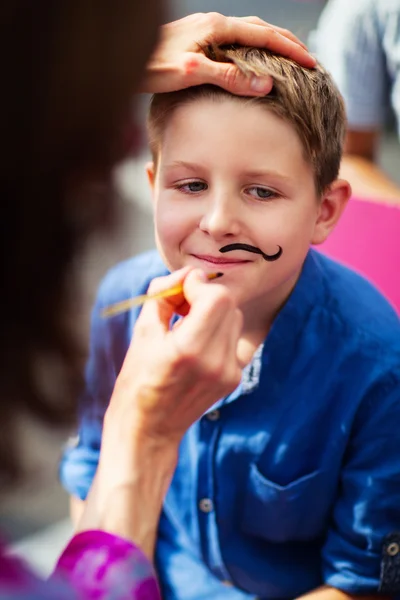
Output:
top-left (0, 0), bottom-right (162, 482)
top-left (148, 46), bottom-right (347, 195)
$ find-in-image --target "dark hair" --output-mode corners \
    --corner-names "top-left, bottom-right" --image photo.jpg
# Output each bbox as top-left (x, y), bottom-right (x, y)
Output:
top-left (0, 0), bottom-right (162, 482)
top-left (148, 47), bottom-right (346, 195)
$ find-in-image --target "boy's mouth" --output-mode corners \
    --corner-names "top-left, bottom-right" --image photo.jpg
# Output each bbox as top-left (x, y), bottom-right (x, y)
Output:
top-left (190, 253), bottom-right (251, 266)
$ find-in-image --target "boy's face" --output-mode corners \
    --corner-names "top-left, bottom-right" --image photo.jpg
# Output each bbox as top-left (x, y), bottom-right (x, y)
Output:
top-left (147, 97), bottom-right (348, 315)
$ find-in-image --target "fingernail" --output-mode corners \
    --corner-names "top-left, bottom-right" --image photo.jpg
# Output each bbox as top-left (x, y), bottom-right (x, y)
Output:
top-left (250, 76), bottom-right (273, 94)
top-left (307, 53), bottom-right (317, 66)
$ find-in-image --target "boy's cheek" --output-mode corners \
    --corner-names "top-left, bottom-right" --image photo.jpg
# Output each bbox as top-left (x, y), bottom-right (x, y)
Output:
top-left (154, 217), bottom-right (185, 261)
top-left (269, 224), bottom-right (313, 268)
top-left (155, 206), bottom-right (198, 243)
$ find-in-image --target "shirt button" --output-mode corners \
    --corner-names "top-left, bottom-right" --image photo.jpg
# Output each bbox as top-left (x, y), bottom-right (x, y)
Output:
top-left (199, 498), bottom-right (214, 513)
top-left (222, 580), bottom-right (233, 587)
top-left (206, 409), bottom-right (220, 421)
top-left (387, 542), bottom-right (400, 556)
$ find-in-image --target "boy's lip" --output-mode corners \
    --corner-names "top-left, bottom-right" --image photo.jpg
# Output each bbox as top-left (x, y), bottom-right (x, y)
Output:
top-left (190, 253), bottom-right (251, 265)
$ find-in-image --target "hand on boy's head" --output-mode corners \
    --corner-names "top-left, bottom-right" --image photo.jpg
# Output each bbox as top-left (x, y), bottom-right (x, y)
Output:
top-left (141, 13), bottom-right (316, 96)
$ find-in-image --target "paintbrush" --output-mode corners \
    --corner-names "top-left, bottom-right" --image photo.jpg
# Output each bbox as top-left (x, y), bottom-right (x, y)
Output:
top-left (102, 272), bottom-right (223, 318)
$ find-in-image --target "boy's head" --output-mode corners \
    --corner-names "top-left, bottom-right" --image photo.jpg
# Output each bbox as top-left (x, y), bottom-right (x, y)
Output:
top-left (146, 47), bottom-right (351, 319)
top-left (149, 47), bottom-right (347, 195)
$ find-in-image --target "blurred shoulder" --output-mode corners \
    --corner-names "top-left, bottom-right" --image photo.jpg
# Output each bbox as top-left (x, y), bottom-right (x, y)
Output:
top-left (97, 249), bottom-right (168, 306)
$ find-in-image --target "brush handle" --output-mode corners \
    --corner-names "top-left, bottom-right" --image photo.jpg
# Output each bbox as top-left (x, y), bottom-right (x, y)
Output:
top-left (102, 272), bottom-right (222, 318)
top-left (101, 284), bottom-right (184, 318)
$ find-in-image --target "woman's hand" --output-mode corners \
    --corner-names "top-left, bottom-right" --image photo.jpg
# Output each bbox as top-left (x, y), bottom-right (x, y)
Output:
top-left (141, 12), bottom-right (316, 96)
top-left (80, 267), bottom-right (243, 557)
top-left (108, 267), bottom-right (243, 446)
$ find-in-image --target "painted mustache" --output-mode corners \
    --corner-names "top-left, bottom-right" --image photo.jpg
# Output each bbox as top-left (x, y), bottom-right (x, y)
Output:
top-left (219, 243), bottom-right (283, 262)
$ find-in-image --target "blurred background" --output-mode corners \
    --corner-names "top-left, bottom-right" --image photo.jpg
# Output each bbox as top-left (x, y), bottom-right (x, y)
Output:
top-left (2, 0), bottom-right (399, 577)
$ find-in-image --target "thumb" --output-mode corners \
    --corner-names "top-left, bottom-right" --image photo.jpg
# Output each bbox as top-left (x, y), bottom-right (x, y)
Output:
top-left (181, 268), bottom-right (212, 304)
top-left (194, 55), bottom-right (274, 96)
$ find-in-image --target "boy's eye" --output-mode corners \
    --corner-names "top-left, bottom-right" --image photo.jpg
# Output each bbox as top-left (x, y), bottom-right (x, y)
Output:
top-left (176, 181), bottom-right (207, 193)
top-left (246, 186), bottom-right (277, 200)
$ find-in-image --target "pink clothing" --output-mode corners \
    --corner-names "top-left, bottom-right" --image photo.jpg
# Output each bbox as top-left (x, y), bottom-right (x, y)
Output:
top-left (0, 530), bottom-right (160, 599)
top-left (318, 197), bottom-right (400, 314)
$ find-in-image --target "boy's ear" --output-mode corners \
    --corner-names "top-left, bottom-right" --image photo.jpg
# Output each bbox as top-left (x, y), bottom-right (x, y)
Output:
top-left (146, 161), bottom-right (156, 193)
top-left (312, 179), bottom-right (352, 245)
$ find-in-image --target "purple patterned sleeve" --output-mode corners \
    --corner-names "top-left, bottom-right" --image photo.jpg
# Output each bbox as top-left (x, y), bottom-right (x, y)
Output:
top-left (53, 530), bottom-right (161, 600)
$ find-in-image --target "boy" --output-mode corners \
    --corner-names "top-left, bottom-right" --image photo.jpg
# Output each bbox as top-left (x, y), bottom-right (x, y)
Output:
top-left (60, 47), bottom-right (400, 599)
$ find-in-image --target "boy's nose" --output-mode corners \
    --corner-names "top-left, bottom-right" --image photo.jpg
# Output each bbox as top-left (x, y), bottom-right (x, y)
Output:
top-left (199, 195), bottom-right (241, 238)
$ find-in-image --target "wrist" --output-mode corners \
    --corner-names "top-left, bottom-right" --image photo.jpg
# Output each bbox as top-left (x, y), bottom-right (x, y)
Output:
top-left (101, 440), bottom-right (178, 559)
top-left (80, 426), bottom-right (179, 560)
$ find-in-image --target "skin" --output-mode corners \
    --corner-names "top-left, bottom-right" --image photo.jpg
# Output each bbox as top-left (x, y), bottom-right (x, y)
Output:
top-left (147, 96), bottom-right (350, 360)
top-left (141, 13), bottom-right (316, 95)
top-left (72, 13), bottom-right (316, 563)
top-left (144, 96), bottom-right (387, 600)
top-left (79, 267), bottom-right (243, 558)
top-left (67, 12), bottom-right (389, 593)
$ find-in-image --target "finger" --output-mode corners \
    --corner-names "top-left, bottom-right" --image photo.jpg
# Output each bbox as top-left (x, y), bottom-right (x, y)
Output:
top-left (176, 269), bottom-right (237, 347)
top-left (208, 18), bottom-right (316, 68)
top-left (215, 307), bottom-right (244, 381)
top-left (172, 299), bottom-right (191, 317)
top-left (271, 26), bottom-right (308, 51)
top-left (230, 308), bottom-right (245, 367)
top-left (181, 268), bottom-right (224, 306)
top-left (192, 54), bottom-right (274, 96)
top-left (234, 16), bottom-right (308, 50)
top-left (146, 265), bottom-right (192, 296)
top-left (186, 303), bottom-right (243, 396)
top-left (172, 317), bottom-right (185, 331)
top-left (135, 267), bottom-right (193, 335)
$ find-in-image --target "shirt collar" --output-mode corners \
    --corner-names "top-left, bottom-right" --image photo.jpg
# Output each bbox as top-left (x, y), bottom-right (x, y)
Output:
top-left (224, 249), bottom-right (326, 403)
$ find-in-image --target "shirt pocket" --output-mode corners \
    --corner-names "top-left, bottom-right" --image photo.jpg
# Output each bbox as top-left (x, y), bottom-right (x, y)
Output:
top-left (241, 462), bottom-right (328, 543)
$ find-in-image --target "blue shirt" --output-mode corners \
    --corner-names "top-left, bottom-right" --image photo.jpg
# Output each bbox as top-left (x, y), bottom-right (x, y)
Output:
top-left (60, 249), bottom-right (400, 599)
top-left (311, 0), bottom-right (400, 137)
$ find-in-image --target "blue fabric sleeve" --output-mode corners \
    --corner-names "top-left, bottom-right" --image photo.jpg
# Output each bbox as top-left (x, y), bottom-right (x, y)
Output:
top-left (59, 250), bottom-right (168, 501)
top-left (59, 276), bottom-right (118, 500)
top-left (322, 368), bottom-right (400, 592)
top-left (311, 0), bottom-right (387, 130)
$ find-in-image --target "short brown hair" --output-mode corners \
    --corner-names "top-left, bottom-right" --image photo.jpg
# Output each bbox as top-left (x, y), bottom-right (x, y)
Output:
top-left (148, 46), bottom-right (346, 195)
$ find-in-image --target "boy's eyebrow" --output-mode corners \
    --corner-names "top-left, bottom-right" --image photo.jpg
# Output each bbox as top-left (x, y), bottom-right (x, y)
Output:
top-left (242, 169), bottom-right (294, 184)
top-left (162, 162), bottom-right (294, 183)
top-left (163, 160), bottom-right (201, 171)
